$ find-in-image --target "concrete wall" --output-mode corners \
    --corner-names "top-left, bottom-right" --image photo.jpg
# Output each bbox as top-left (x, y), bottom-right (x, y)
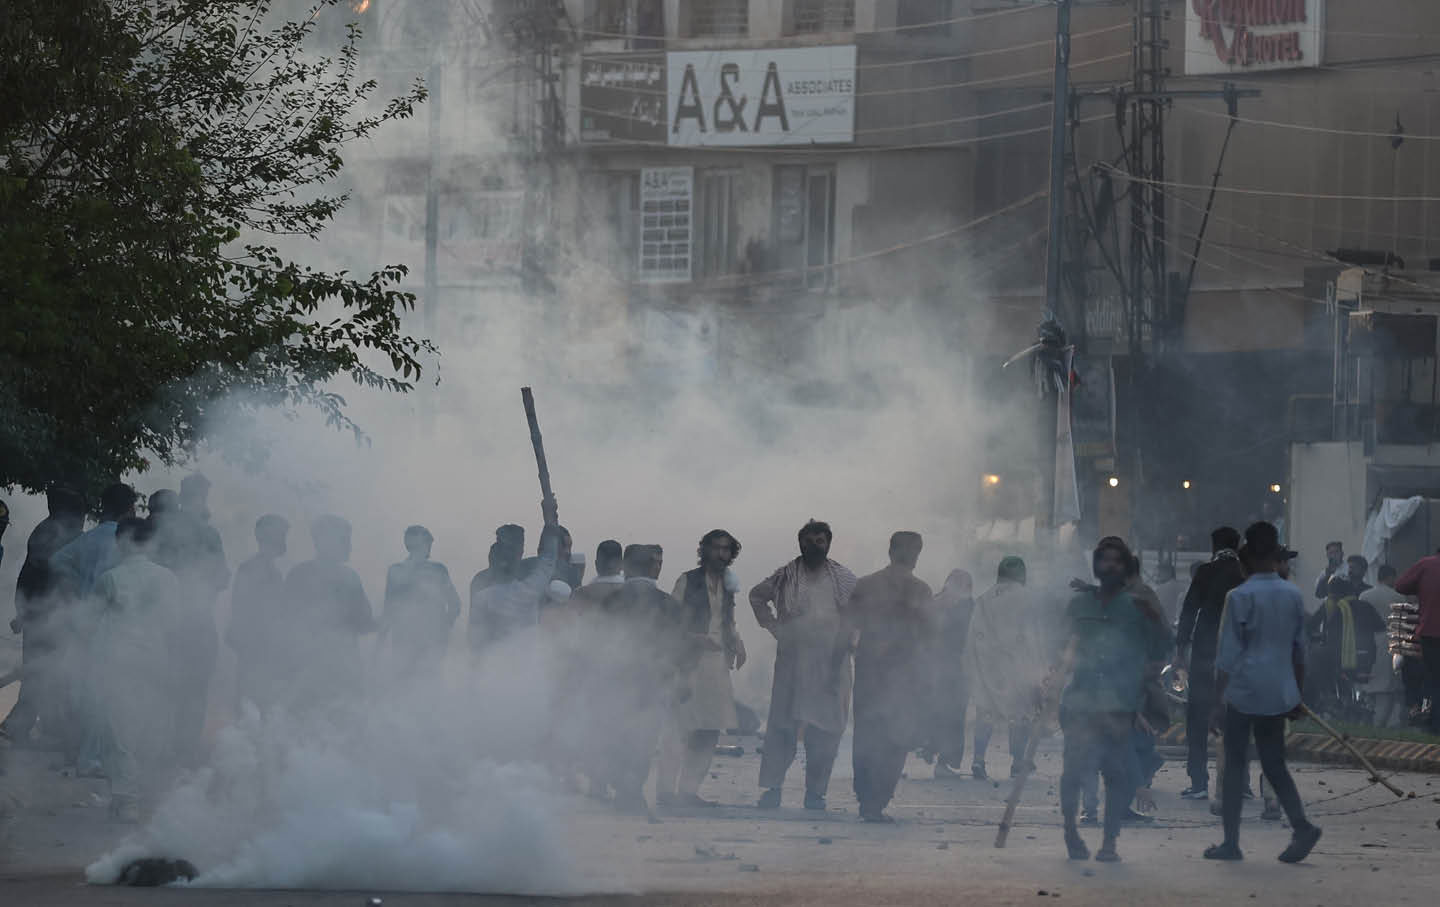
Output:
top-left (1288, 441), bottom-right (1367, 603)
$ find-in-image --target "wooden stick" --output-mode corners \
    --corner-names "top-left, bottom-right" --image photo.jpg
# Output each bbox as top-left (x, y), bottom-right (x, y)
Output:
top-left (1301, 705), bottom-right (1405, 798)
top-left (521, 387), bottom-right (558, 526)
top-left (995, 640), bottom-right (1075, 848)
top-left (995, 723), bottom-right (1045, 848)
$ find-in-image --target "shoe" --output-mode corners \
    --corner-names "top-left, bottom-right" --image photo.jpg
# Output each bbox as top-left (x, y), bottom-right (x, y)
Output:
top-left (1243, 786), bottom-right (1256, 800)
top-left (1010, 760), bottom-right (1036, 778)
top-left (655, 791), bottom-right (678, 808)
top-left (1080, 810), bottom-right (1099, 826)
top-left (1121, 808), bottom-right (1154, 824)
top-left (1180, 786), bottom-right (1209, 800)
top-left (1094, 839), bottom-right (1121, 863)
top-left (1204, 842), bottom-right (1244, 861)
top-left (803, 792), bottom-right (827, 811)
top-left (757, 788), bottom-right (781, 809)
top-left (1278, 824), bottom-right (1322, 863)
top-left (860, 810), bottom-right (895, 824)
top-left (1064, 828), bottom-right (1090, 860)
top-left (971, 763), bottom-right (988, 781)
top-left (934, 762), bottom-right (961, 779)
top-left (1209, 799), bottom-right (1224, 817)
top-left (1261, 803), bottom-right (1283, 822)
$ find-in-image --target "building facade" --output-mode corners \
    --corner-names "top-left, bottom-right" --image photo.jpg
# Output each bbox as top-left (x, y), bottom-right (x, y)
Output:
top-left (324, 0), bottom-right (1440, 561)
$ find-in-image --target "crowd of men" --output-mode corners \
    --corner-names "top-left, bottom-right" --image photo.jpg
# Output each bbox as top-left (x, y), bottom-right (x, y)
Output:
top-left (10, 478), bottom-right (1440, 869)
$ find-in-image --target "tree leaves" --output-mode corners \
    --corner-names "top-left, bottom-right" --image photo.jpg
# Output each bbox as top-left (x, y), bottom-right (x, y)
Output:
top-left (0, 0), bottom-right (430, 498)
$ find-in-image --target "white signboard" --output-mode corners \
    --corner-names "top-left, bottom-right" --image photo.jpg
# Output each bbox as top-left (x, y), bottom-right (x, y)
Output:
top-left (1185, 0), bottom-right (1323, 75)
top-left (638, 167), bottom-right (693, 283)
top-left (667, 45), bottom-right (856, 146)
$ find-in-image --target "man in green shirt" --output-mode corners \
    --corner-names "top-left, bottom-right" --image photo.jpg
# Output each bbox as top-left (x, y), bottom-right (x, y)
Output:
top-left (1059, 536), bottom-right (1172, 863)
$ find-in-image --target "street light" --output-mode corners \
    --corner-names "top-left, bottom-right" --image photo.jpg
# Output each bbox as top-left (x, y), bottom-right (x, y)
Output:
top-left (1182, 480), bottom-right (1192, 490)
top-left (1108, 476), bottom-right (1120, 488)
top-left (983, 474), bottom-right (1002, 487)
top-left (1269, 483), bottom-right (1282, 494)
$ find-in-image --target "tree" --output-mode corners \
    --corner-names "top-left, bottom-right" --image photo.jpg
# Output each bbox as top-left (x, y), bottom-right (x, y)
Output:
top-left (0, 0), bottom-right (430, 499)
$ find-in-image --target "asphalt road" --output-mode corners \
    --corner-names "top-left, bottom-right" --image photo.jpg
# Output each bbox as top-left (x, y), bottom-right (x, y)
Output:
top-left (5, 736), bottom-right (1440, 905)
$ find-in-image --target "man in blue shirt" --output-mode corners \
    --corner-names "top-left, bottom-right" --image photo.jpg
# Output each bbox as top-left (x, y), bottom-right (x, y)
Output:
top-left (1205, 521), bottom-right (1321, 864)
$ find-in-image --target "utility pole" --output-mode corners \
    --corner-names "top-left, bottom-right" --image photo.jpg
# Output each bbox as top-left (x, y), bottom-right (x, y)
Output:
top-left (1043, 0), bottom-right (1073, 324)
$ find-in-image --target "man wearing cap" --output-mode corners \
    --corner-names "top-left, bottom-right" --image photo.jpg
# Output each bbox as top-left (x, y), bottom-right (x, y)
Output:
top-left (1204, 521), bottom-right (1321, 864)
top-left (379, 525), bottom-right (462, 675)
top-left (964, 555), bottom-right (1046, 780)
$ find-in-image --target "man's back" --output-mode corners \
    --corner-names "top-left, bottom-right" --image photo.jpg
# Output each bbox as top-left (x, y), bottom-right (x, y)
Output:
top-left (1395, 554), bottom-right (1440, 638)
top-left (1216, 573), bottom-right (1306, 717)
top-left (1177, 554), bottom-right (1246, 664)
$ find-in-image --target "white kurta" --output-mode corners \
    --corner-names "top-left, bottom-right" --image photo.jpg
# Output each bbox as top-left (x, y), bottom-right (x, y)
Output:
top-left (671, 572), bottom-right (739, 733)
top-left (752, 560), bottom-right (857, 736)
top-left (963, 579), bottom-right (1050, 720)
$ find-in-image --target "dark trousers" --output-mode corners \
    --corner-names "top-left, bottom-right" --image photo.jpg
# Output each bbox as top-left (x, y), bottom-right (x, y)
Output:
top-left (1221, 706), bottom-right (1313, 846)
top-left (935, 683), bottom-right (969, 768)
top-left (973, 713), bottom-right (1032, 769)
top-left (1423, 637), bottom-right (1440, 732)
top-left (1059, 710), bottom-right (1132, 841)
top-left (1186, 662), bottom-right (1216, 789)
top-left (759, 722), bottom-right (841, 796)
top-left (1399, 655), bottom-right (1427, 710)
top-left (0, 628), bottom-right (54, 739)
top-left (853, 720), bottom-right (908, 815)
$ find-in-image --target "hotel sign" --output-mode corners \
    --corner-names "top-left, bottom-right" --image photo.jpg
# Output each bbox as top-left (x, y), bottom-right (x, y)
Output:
top-left (1185, 0), bottom-right (1324, 74)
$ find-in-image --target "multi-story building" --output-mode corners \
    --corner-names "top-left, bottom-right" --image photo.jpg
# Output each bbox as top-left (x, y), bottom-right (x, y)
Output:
top-left (328, 1), bottom-right (1440, 565)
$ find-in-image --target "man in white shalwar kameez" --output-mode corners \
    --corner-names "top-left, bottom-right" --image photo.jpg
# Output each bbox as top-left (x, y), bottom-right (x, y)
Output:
top-left (750, 520), bottom-right (857, 811)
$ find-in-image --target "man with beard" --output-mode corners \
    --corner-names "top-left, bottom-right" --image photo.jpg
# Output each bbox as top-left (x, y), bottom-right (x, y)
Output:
top-left (1204, 521), bottom-right (1321, 863)
top-left (849, 532), bottom-right (932, 823)
top-left (1059, 536), bottom-right (1171, 863)
top-left (595, 544), bottom-right (687, 814)
top-left (378, 525), bottom-right (462, 674)
top-left (965, 556), bottom-right (1043, 781)
top-left (1175, 527), bottom-right (1245, 800)
top-left (2, 486), bottom-right (85, 743)
top-left (658, 530), bottom-right (746, 808)
top-left (750, 520), bottom-right (858, 811)
top-left (226, 514), bottom-right (290, 713)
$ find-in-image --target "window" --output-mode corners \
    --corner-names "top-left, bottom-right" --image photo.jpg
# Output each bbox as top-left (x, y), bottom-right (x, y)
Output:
top-left (793, 0), bottom-right (855, 34)
top-left (690, 0), bottom-right (749, 37)
top-left (584, 0), bottom-right (664, 46)
top-left (896, 0), bottom-right (953, 37)
top-left (695, 170), bottom-right (741, 278)
top-left (774, 165), bottom-right (837, 289)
